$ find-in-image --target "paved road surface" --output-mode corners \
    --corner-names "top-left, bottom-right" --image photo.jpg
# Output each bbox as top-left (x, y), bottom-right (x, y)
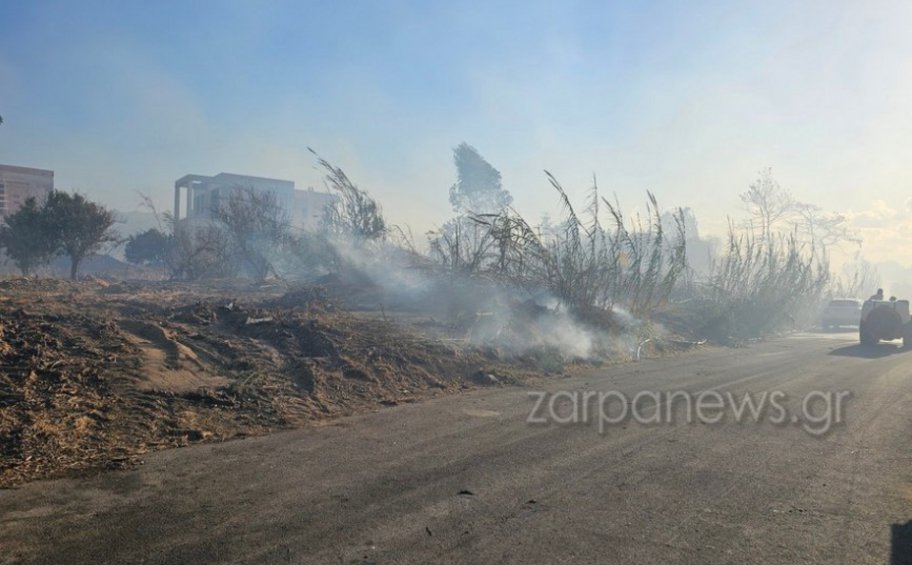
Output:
top-left (3, 332), bottom-right (912, 564)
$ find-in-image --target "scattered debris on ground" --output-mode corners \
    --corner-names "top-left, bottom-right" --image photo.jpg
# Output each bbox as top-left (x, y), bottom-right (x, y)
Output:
top-left (0, 278), bottom-right (531, 486)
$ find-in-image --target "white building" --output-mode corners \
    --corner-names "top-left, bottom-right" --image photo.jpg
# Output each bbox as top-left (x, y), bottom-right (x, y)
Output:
top-left (294, 187), bottom-right (336, 230)
top-left (0, 164), bottom-right (54, 218)
top-left (173, 172), bottom-right (334, 231)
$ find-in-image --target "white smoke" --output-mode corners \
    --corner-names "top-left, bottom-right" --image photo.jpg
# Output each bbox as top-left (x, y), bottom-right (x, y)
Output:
top-left (306, 239), bottom-right (656, 363)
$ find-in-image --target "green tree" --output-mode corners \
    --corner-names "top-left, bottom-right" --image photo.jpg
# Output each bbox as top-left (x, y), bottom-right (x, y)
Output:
top-left (124, 228), bottom-right (173, 266)
top-left (449, 142), bottom-right (512, 214)
top-left (44, 191), bottom-right (118, 279)
top-left (0, 197), bottom-right (58, 275)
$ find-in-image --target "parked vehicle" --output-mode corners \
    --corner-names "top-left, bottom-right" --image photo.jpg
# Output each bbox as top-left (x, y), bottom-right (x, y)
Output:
top-left (820, 298), bottom-right (862, 329)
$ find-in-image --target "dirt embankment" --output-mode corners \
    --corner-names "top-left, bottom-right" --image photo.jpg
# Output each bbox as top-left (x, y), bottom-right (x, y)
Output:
top-left (0, 279), bottom-right (516, 487)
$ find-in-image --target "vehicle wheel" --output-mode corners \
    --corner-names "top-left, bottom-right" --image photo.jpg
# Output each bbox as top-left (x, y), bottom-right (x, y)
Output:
top-left (860, 323), bottom-right (877, 346)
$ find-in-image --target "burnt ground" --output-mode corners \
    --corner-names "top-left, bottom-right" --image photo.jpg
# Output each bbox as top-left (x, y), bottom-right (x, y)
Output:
top-left (0, 278), bottom-right (528, 487)
top-left (2, 331), bottom-right (910, 564)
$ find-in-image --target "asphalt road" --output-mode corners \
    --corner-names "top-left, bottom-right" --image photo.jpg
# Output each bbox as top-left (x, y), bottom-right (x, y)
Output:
top-left (3, 331), bottom-right (912, 564)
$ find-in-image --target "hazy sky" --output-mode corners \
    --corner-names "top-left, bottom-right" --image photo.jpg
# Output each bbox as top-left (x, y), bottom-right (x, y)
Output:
top-left (1, 0), bottom-right (910, 264)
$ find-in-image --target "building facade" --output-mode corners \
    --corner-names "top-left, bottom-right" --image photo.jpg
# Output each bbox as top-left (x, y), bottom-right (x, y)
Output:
top-left (294, 187), bottom-right (336, 230)
top-left (0, 164), bottom-right (54, 218)
top-left (173, 172), bottom-right (334, 232)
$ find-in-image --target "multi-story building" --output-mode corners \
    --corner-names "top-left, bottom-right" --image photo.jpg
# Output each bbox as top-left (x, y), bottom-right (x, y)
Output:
top-left (294, 187), bottom-right (337, 230)
top-left (0, 164), bottom-right (54, 218)
top-left (173, 172), bottom-right (334, 232)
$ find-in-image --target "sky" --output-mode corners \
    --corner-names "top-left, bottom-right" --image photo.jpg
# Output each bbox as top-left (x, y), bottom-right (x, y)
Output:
top-left (1, 0), bottom-right (911, 267)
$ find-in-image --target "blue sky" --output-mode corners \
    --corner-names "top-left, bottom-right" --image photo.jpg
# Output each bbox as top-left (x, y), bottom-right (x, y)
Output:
top-left (2, 0), bottom-right (911, 262)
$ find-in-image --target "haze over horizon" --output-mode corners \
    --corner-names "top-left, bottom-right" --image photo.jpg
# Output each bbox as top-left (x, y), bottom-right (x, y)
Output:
top-left (1, 0), bottom-right (910, 270)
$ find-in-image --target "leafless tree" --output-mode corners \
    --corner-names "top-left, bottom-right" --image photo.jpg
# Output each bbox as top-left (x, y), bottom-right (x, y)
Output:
top-left (832, 253), bottom-right (880, 298)
top-left (214, 187), bottom-right (291, 282)
top-left (162, 222), bottom-right (235, 281)
top-left (740, 168), bottom-right (796, 243)
top-left (793, 203), bottom-right (860, 252)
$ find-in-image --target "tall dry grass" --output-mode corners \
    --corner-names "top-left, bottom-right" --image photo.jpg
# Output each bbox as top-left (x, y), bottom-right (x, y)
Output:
top-left (681, 223), bottom-right (831, 340)
top-left (429, 172), bottom-right (688, 325)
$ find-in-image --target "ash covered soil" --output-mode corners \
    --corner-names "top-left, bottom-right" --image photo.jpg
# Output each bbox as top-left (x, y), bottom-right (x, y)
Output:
top-left (0, 278), bottom-right (530, 487)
